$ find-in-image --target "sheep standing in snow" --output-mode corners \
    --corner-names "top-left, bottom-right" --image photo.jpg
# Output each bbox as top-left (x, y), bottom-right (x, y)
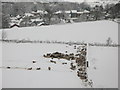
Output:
top-left (48, 67), bottom-right (51, 70)
top-left (50, 60), bottom-right (56, 64)
top-left (70, 63), bottom-right (76, 70)
top-left (36, 68), bottom-right (41, 70)
top-left (88, 80), bottom-right (93, 87)
top-left (7, 67), bottom-right (11, 69)
top-left (27, 67), bottom-right (32, 70)
top-left (62, 62), bottom-right (67, 65)
top-left (32, 60), bottom-right (36, 63)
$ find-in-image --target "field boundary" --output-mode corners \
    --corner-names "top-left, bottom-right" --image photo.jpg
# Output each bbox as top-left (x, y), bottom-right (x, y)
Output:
top-left (0, 39), bottom-right (119, 47)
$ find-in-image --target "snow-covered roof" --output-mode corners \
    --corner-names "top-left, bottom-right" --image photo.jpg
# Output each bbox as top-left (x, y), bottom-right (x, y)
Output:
top-left (55, 10), bottom-right (78, 14)
top-left (37, 22), bottom-right (44, 26)
top-left (37, 10), bottom-right (48, 14)
top-left (105, 14), bottom-right (110, 17)
top-left (31, 18), bottom-right (43, 22)
top-left (10, 23), bottom-right (20, 28)
top-left (37, 10), bottom-right (44, 13)
top-left (44, 11), bottom-right (48, 14)
top-left (77, 12), bottom-right (84, 14)
top-left (25, 13), bottom-right (34, 17)
top-left (71, 10), bottom-right (77, 13)
top-left (16, 15), bottom-right (21, 19)
top-left (55, 11), bottom-right (63, 14)
top-left (32, 10), bottom-right (48, 14)
top-left (10, 17), bottom-right (17, 20)
top-left (11, 19), bottom-right (20, 24)
top-left (65, 11), bottom-right (71, 13)
top-left (83, 10), bottom-right (90, 13)
top-left (54, 10), bottom-right (90, 14)
top-left (65, 10), bottom-right (77, 13)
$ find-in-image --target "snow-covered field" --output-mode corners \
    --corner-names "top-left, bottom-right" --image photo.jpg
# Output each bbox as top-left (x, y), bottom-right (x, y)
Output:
top-left (2, 43), bottom-right (83, 88)
top-left (87, 46), bottom-right (118, 88)
top-left (1, 20), bottom-right (118, 43)
top-left (0, 40), bottom-right (2, 89)
top-left (0, 20), bottom-right (118, 88)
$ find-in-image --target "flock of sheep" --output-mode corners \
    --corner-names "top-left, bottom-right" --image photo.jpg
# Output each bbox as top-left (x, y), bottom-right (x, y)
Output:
top-left (43, 45), bottom-right (93, 87)
top-left (2, 44), bottom-right (93, 87)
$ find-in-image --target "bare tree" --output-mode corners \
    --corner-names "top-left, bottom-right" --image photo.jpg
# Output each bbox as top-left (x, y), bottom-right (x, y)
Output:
top-left (106, 37), bottom-right (112, 45)
top-left (43, 3), bottom-right (56, 24)
top-left (2, 30), bottom-right (7, 40)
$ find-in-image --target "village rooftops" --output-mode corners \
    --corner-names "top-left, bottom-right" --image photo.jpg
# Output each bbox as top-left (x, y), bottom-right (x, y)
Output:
top-left (25, 13), bottom-right (34, 17)
top-left (55, 10), bottom-right (90, 14)
top-left (31, 10), bottom-right (48, 14)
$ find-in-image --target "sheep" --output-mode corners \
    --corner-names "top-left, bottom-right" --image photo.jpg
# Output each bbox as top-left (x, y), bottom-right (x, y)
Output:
top-left (65, 51), bottom-right (68, 53)
top-left (77, 71), bottom-right (80, 74)
top-left (32, 60), bottom-right (36, 63)
top-left (80, 51), bottom-right (87, 56)
top-left (75, 54), bottom-right (81, 57)
top-left (87, 61), bottom-right (89, 67)
top-left (48, 67), bottom-right (51, 70)
top-left (62, 62), bottom-right (67, 65)
top-left (77, 73), bottom-right (80, 77)
top-left (70, 65), bottom-right (76, 70)
top-left (7, 67), bottom-right (11, 69)
top-left (50, 60), bottom-right (56, 64)
top-left (88, 80), bottom-right (93, 87)
top-left (27, 67), bottom-right (32, 70)
top-left (36, 68), bottom-right (41, 70)
top-left (43, 53), bottom-right (51, 58)
top-left (74, 45), bottom-right (76, 49)
top-left (80, 76), bottom-right (87, 80)
top-left (78, 68), bottom-right (83, 71)
top-left (69, 53), bottom-right (74, 56)
top-left (84, 79), bottom-right (88, 82)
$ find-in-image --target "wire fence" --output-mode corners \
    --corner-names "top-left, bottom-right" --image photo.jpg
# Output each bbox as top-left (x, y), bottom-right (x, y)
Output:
top-left (0, 39), bottom-right (119, 47)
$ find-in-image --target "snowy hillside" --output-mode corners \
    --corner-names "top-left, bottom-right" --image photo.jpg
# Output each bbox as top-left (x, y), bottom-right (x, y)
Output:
top-left (1, 20), bottom-right (118, 44)
top-left (0, 20), bottom-right (118, 88)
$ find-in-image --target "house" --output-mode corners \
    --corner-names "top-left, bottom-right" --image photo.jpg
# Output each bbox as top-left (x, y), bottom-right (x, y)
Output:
top-left (10, 23), bottom-right (20, 28)
top-left (70, 10), bottom-right (78, 18)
